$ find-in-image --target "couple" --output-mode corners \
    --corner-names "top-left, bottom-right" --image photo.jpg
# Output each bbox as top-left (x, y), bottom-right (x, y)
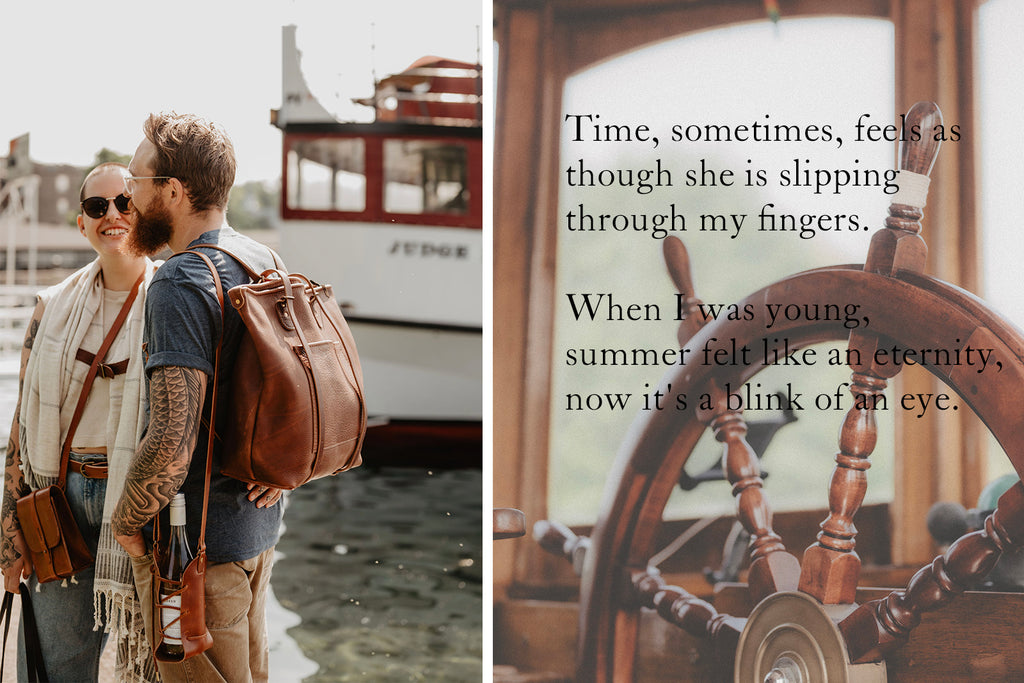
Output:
top-left (1, 113), bottom-right (284, 682)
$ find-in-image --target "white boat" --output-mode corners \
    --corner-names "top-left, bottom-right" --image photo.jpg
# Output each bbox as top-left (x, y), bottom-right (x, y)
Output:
top-left (271, 26), bottom-right (482, 460)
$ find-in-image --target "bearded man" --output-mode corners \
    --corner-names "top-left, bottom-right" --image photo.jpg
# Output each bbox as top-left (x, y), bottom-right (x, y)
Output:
top-left (113, 112), bottom-right (285, 682)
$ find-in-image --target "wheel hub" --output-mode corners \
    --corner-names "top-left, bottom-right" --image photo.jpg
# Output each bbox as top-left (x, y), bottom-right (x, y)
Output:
top-left (734, 591), bottom-right (886, 683)
top-left (762, 655), bottom-right (804, 683)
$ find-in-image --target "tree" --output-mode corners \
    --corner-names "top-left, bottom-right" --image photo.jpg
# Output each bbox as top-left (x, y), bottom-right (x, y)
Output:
top-left (86, 148), bottom-right (132, 175)
top-left (227, 180), bottom-right (280, 232)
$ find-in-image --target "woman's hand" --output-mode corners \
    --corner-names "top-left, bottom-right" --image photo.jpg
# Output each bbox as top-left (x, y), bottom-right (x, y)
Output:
top-left (246, 483), bottom-right (284, 509)
top-left (2, 530), bottom-right (33, 592)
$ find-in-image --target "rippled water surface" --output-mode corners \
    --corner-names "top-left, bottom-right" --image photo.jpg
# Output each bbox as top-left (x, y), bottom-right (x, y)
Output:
top-left (271, 466), bottom-right (483, 682)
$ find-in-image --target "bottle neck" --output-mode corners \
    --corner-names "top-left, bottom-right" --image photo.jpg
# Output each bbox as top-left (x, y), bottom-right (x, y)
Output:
top-left (169, 505), bottom-right (186, 527)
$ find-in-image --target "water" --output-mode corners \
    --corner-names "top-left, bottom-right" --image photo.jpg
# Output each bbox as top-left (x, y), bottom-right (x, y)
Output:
top-left (272, 466), bottom-right (483, 682)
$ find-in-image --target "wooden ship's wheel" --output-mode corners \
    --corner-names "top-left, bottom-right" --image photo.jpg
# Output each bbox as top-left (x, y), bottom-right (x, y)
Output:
top-left (536, 102), bottom-right (1024, 682)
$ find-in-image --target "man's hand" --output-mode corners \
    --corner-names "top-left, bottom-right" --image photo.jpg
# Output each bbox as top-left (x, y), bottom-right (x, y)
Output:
top-left (247, 483), bottom-right (284, 508)
top-left (115, 531), bottom-right (148, 559)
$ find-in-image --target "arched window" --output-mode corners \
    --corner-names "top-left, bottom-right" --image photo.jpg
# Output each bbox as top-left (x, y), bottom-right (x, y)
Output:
top-left (549, 17), bottom-right (896, 525)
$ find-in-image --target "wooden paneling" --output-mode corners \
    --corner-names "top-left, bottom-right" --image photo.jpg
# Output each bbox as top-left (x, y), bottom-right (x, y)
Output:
top-left (497, 587), bottom-right (1024, 682)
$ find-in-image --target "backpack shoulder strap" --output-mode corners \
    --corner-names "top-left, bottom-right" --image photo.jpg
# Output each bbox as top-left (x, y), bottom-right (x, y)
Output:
top-left (189, 243), bottom-right (285, 280)
top-left (177, 249), bottom-right (223, 554)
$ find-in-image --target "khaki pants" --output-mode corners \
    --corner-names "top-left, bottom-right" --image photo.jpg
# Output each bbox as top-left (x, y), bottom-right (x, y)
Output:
top-left (130, 547), bottom-right (275, 683)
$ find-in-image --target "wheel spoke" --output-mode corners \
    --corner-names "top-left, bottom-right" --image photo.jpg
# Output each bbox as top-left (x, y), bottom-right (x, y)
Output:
top-left (798, 371), bottom-right (886, 603)
top-left (862, 101), bottom-right (942, 278)
top-left (800, 101), bottom-right (944, 605)
top-left (662, 236), bottom-right (706, 345)
top-left (839, 480), bottom-right (1024, 663)
top-left (631, 565), bottom-right (744, 673)
top-left (667, 237), bottom-right (800, 598)
top-left (700, 378), bottom-right (800, 601)
top-left (494, 508), bottom-right (527, 540)
top-left (534, 518), bottom-right (589, 575)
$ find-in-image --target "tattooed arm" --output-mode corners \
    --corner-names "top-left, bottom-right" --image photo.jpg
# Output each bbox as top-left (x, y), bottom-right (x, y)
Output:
top-left (2, 301), bottom-right (43, 591)
top-left (112, 365), bottom-right (206, 557)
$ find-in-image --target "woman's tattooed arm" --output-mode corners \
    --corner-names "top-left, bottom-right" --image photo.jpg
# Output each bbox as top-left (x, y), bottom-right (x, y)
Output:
top-left (1, 302), bottom-right (43, 570)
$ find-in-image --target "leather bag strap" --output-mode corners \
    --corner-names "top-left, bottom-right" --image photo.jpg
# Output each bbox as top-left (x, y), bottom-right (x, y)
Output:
top-left (175, 249), bottom-right (225, 553)
top-left (57, 273), bottom-right (144, 487)
top-left (0, 590), bottom-right (12, 680)
top-left (1, 584), bottom-right (48, 682)
top-left (19, 583), bottom-right (46, 682)
top-left (169, 243), bottom-right (285, 549)
top-left (190, 242), bottom-right (286, 279)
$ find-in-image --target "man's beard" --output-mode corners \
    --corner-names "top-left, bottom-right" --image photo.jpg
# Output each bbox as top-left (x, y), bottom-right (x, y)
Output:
top-left (127, 198), bottom-right (174, 256)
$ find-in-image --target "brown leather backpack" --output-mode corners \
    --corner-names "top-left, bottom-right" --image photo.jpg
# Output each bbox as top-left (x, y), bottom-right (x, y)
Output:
top-left (185, 246), bottom-right (366, 490)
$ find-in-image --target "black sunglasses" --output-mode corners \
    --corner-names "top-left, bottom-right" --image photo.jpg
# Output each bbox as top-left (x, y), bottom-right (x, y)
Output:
top-left (81, 194), bottom-right (131, 219)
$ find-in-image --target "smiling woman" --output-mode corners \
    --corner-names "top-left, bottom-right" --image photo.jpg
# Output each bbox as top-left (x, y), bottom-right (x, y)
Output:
top-left (76, 165), bottom-right (140, 274)
top-left (2, 162), bottom-right (160, 681)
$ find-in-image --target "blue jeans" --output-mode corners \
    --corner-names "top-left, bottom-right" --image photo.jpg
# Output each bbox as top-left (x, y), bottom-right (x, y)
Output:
top-left (18, 454), bottom-right (108, 682)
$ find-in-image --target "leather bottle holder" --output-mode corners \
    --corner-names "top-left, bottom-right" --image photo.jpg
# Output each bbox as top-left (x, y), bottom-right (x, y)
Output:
top-left (150, 549), bottom-right (213, 662)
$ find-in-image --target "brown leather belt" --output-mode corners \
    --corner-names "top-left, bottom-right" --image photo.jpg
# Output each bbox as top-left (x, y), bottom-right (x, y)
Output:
top-left (75, 349), bottom-right (130, 379)
top-left (69, 459), bottom-right (109, 479)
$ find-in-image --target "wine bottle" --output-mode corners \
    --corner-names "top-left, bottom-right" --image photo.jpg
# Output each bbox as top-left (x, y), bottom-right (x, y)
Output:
top-left (157, 493), bottom-right (193, 659)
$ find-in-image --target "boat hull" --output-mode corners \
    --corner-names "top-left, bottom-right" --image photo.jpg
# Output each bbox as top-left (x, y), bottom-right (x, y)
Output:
top-left (349, 318), bottom-right (482, 422)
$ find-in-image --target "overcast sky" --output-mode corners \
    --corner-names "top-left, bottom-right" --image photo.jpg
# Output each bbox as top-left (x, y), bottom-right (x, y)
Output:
top-left (1, 0), bottom-right (482, 183)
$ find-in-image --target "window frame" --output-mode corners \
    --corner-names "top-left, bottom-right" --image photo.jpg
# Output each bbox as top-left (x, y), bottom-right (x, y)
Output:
top-left (281, 124), bottom-right (483, 229)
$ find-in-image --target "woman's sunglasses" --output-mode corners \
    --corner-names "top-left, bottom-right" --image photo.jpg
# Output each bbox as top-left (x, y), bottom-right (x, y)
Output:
top-left (81, 194), bottom-right (131, 219)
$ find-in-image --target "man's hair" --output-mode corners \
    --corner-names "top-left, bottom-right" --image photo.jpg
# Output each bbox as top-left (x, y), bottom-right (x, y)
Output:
top-left (80, 162), bottom-right (127, 202)
top-left (143, 112), bottom-right (236, 212)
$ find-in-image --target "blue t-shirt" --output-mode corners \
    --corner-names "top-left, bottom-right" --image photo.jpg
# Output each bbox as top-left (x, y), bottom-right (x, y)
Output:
top-left (143, 227), bottom-right (283, 563)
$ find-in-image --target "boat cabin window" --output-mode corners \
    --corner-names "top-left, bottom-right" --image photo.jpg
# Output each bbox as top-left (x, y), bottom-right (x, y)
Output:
top-left (548, 17), bottom-right (896, 526)
top-left (282, 133), bottom-right (478, 225)
top-left (384, 139), bottom-right (470, 215)
top-left (286, 138), bottom-right (366, 212)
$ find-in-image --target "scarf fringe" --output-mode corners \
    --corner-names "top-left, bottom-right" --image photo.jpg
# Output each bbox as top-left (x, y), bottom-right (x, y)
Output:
top-left (21, 468), bottom-right (57, 493)
top-left (96, 523), bottom-right (158, 682)
top-left (95, 584), bottom-right (158, 682)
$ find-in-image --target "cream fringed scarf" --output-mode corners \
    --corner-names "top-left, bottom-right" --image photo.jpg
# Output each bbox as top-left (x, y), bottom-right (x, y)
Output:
top-left (19, 257), bottom-right (159, 682)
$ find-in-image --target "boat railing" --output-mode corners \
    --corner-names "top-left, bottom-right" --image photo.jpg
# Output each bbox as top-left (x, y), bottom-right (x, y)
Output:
top-left (0, 285), bottom-right (37, 360)
top-left (0, 174), bottom-right (41, 364)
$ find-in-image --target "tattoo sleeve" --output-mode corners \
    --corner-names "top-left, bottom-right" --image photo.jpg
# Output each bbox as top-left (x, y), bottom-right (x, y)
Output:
top-left (1, 301), bottom-right (44, 570)
top-left (112, 365), bottom-right (207, 537)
